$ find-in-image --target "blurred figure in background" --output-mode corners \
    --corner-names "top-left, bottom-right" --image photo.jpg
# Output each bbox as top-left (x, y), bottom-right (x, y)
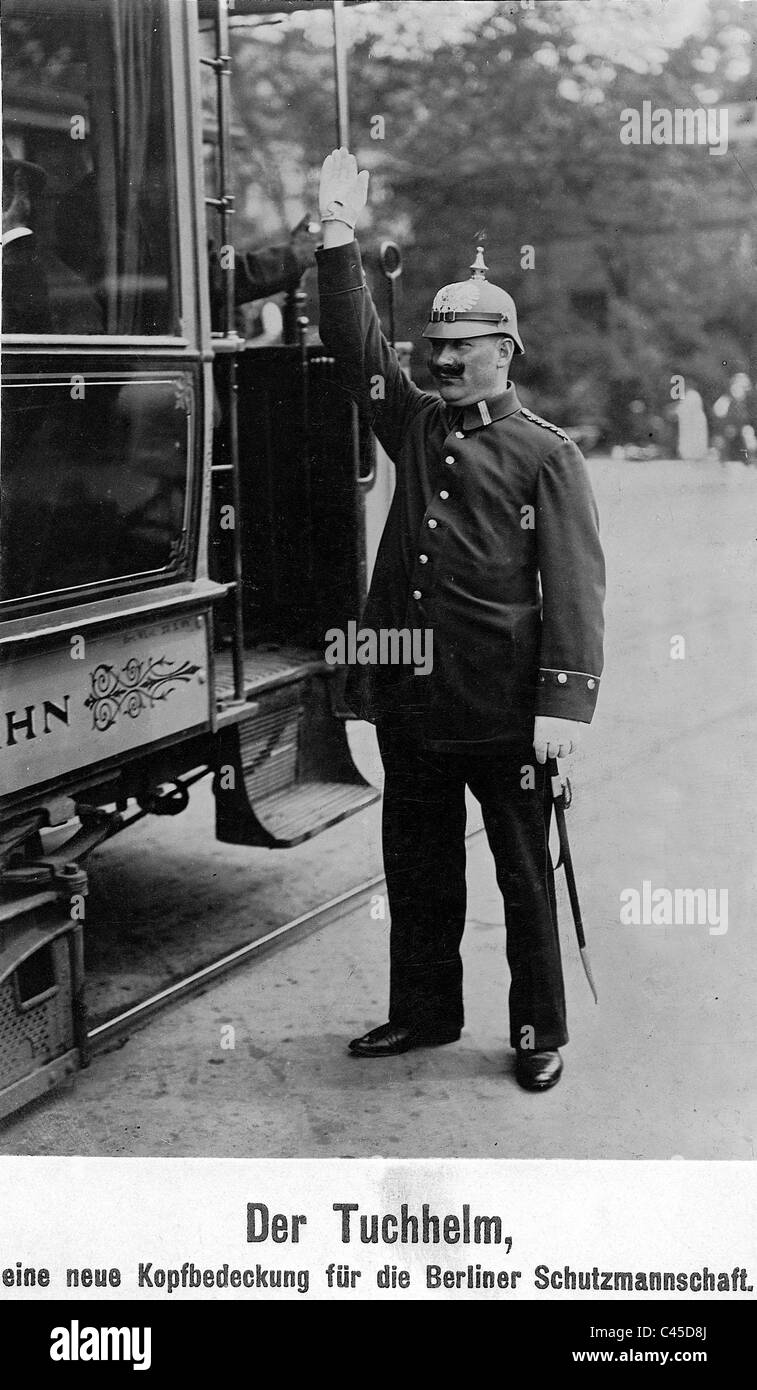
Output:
top-left (1, 154), bottom-right (53, 334)
top-left (713, 373), bottom-right (757, 464)
top-left (3, 154), bottom-right (106, 336)
top-left (675, 384), bottom-right (709, 461)
top-left (208, 214), bottom-right (319, 334)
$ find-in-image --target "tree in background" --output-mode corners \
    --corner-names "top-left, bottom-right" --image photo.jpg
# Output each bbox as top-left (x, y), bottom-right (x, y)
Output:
top-left (222, 0), bottom-right (756, 447)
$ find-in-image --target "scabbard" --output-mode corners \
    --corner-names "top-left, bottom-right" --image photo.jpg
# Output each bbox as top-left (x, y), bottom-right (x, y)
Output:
top-left (547, 757), bottom-right (598, 1003)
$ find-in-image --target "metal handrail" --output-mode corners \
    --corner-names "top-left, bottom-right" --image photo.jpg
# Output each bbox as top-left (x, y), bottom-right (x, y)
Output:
top-left (207, 0), bottom-right (246, 702)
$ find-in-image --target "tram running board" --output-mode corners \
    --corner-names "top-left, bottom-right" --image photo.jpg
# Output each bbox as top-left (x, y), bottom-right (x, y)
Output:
top-left (218, 779), bottom-right (378, 848)
top-left (213, 666), bottom-right (378, 848)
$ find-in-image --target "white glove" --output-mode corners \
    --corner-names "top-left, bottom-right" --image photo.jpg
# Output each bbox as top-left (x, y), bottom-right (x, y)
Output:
top-left (533, 716), bottom-right (582, 765)
top-left (319, 147), bottom-right (369, 230)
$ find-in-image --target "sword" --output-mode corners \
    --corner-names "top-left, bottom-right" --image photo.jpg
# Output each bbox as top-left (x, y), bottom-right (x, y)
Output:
top-left (547, 757), bottom-right (598, 1004)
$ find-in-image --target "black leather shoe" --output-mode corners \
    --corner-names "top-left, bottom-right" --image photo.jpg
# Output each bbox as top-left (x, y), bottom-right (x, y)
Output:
top-left (348, 1021), bottom-right (461, 1057)
top-left (515, 1049), bottom-right (563, 1091)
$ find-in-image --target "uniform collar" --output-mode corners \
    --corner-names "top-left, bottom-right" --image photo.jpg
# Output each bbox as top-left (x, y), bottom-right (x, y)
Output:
top-left (454, 383), bottom-right (522, 433)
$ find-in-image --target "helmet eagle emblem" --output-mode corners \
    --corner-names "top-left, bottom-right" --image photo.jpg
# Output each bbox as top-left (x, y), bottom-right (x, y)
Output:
top-left (431, 280), bottom-right (483, 315)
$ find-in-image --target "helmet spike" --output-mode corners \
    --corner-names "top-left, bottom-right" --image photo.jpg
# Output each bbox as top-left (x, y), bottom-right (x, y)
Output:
top-left (469, 246), bottom-right (488, 280)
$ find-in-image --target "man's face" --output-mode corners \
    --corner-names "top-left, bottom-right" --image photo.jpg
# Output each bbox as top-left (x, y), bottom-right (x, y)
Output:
top-left (428, 334), bottom-right (513, 407)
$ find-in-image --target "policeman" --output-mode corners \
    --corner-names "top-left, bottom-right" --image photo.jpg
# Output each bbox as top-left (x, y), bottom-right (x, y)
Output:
top-left (316, 149), bottom-right (605, 1090)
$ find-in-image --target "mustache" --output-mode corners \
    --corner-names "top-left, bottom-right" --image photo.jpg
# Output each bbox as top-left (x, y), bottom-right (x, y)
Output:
top-left (429, 363), bottom-right (465, 380)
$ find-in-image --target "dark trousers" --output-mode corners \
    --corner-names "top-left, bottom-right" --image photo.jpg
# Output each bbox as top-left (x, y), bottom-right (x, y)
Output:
top-left (376, 716), bottom-right (568, 1052)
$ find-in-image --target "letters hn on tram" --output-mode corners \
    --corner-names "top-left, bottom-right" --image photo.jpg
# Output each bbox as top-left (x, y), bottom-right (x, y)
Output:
top-left (0, 0), bottom-right (398, 1117)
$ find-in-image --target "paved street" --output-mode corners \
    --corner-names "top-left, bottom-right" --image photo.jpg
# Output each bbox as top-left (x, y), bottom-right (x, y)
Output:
top-left (2, 456), bottom-right (756, 1159)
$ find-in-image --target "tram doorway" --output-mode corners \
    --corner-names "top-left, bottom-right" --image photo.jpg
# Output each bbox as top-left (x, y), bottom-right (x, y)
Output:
top-left (216, 343), bottom-right (367, 652)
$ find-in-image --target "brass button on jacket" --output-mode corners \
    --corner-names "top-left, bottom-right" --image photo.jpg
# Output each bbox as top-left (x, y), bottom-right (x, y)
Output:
top-left (317, 241), bottom-right (605, 748)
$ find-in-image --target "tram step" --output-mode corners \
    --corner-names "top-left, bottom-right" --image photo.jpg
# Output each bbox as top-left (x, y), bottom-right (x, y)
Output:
top-left (213, 674), bottom-right (378, 847)
top-left (213, 645), bottom-right (325, 704)
top-left (235, 780), bottom-right (377, 847)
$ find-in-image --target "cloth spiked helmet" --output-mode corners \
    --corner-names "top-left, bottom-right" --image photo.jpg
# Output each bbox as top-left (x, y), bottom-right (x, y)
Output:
top-left (422, 247), bottom-right (524, 353)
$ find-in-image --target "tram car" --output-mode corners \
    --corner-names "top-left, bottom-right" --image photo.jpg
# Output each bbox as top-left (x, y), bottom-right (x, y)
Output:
top-left (0, 0), bottom-right (400, 1117)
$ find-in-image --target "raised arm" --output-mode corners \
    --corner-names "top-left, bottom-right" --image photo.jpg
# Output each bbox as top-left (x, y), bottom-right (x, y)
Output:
top-left (316, 147), bottom-right (429, 459)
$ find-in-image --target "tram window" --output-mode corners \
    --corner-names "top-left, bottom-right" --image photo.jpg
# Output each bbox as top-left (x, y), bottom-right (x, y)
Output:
top-left (1, 0), bottom-right (179, 338)
top-left (1, 376), bottom-right (192, 602)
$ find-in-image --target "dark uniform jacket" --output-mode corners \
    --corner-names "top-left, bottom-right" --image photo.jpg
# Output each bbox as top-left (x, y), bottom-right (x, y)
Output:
top-left (208, 240), bottom-right (306, 330)
top-left (316, 240), bottom-right (605, 749)
top-left (1, 230), bottom-right (53, 334)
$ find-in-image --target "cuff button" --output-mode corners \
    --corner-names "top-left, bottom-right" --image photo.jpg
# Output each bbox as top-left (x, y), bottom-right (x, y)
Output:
top-left (557, 672), bottom-right (568, 684)
top-left (587, 678), bottom-right (596, 689)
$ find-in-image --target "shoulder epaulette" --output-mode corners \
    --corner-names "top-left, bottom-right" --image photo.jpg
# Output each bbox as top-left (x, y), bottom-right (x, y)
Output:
top-left (520, 407), bottom-right (571, 443)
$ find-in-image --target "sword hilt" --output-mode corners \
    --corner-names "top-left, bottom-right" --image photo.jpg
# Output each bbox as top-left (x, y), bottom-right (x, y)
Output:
top-left (548, 758), bottom-right (572, 809)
